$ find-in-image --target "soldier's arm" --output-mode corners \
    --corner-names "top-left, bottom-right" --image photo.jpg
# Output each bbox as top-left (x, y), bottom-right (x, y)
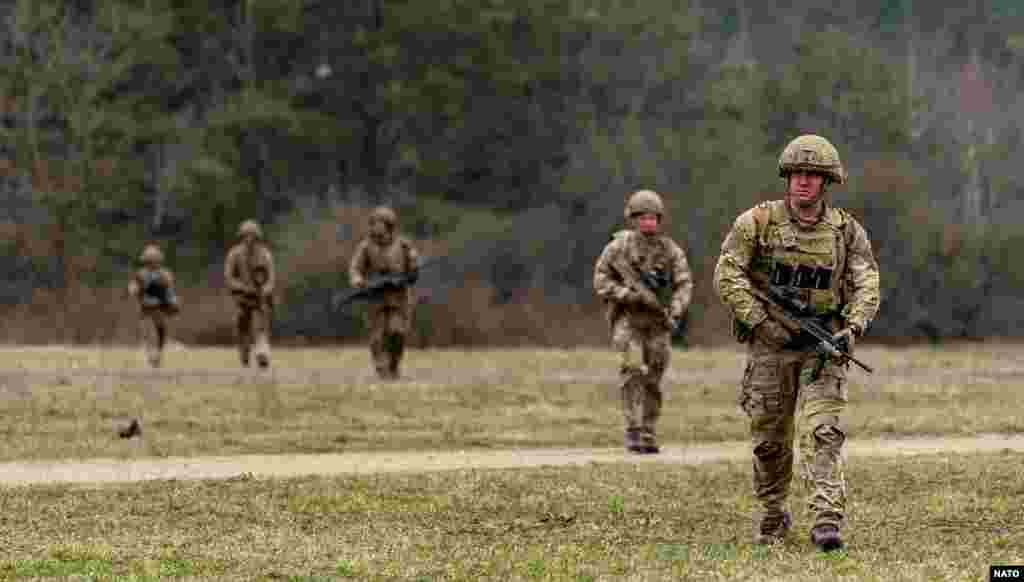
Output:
top-left (593, 237), bottom-right (632, 303)
top-left (669, 241), bottom-right (693, 319)
top-left (224, 249), bottom-right (248, 293)
top-left (348, 240), bottom-right (369, 288)
top-left (841, 218), bottom-right (881, 336)
top-left (404, 240), bottom-right (421, 284)
top-left (261, 247), bottom-right (276, 295)
top-left (127, 272), bottom-right (141, 297)
top-left (713, 210), bottom-right (768, 329)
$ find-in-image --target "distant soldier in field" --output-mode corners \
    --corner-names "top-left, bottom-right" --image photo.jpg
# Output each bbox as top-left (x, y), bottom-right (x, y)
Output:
top-left (225, 219), bottom-right (276, 369)
top-left (348, 206), bottom-right (420, 380)
top-left (714, 135), bottom-right (880, 551)
top-left (127, 243), bottom-right (180, 368)
top-left (593, 190), bottom-right (693, 454)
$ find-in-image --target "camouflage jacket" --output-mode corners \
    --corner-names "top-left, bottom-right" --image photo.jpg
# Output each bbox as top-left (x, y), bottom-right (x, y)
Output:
top-left (593, 229), bottom-right (693, 329)
top-left (714, 199), bottom-right (880, 339)
top-left (348, 235), bottom-right (419, 309)
top-left (128, 266), bottom-right (178, 313)
top-left (225, 242), bottom-right (276, 309)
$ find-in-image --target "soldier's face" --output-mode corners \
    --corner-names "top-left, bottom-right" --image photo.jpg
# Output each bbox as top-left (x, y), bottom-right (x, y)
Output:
top-left (242, 234), bottom-right (256, 247)
top-left (635, 213), bottom-right (660, 234)
top-left (370, 220), bottom-right (393, 244)
top-left (787, 171), bottom-right (826, 208)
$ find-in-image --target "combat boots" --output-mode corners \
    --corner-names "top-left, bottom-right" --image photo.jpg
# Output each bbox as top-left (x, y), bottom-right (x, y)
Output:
top-left (810, 524), bottom-right (844, 552)
top-left (640, 431), bottom-right (660, 454)
top-left (753, 511), bottom-right (792, 545)
top-left (624, 428), bottom-right (644, 453)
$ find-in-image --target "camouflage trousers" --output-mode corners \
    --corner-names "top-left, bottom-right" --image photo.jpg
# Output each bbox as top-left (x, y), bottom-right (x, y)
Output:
top-left (138, 308), bottom-right (168, 368)
top-left (739, 341), bottom-right (848, 528)
top-left (367, 302), bottom-right (412, 380)
top-left (235, 305), bottom-right (271, 367)
top-left (611, 316), bottom-right (671, 446)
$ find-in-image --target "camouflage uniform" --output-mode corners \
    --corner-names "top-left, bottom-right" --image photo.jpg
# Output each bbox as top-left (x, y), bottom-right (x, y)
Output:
top-left (593, 191), bottom-right (693, 453)
top-left (128, 245), bottom-right (180, 368)
top-left (225, 220), bottom-right (276, 368)
top-left (348, 207), bottom-right (420, 380)
top-left (714, 135), bottom-right (880, 546)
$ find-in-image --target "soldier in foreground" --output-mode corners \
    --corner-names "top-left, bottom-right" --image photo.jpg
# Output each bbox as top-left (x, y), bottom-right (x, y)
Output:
top-left (225, 220), bottom-right (276, 368)
top-left (348, 206), bottom-right (420, 380)
top-left (593, 190), bottom-right (692, 454)
top-left (714, 135), bottom-right (880, 551)
top-left (127, 243), bottom-right (180, 368)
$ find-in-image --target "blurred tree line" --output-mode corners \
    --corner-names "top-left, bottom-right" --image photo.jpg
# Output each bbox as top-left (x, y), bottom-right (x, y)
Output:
top-left (1, 0), bottom-right (1024, 344)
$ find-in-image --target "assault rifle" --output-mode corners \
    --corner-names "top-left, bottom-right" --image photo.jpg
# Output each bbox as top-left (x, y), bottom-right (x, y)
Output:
top-left (748, 284), bottom-right (873, 374)
top-left (140, 270), bottom-right (179, 313)
top-left (331, 258), bottom-right (436, 311)
top-left (638, 268), bottom-right (673, 308)
top-left (232, 266), bottom-right (274, 310)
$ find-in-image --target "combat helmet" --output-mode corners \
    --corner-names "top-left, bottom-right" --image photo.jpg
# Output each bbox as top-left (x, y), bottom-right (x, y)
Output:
top-left (369, 206), bottom-right (398, 228)
top-left (778, 135), bottom-right (845, 184)
top-left (624, 190), bottom-right (665, 221)
top-left (140, 244), bottom-right (163, 265)
top-left (238, 219), bottom-right (263, 239)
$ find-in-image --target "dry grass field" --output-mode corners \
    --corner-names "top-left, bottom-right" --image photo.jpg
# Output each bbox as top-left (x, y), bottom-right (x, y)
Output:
top-left (1, 343), bottom-right (1023, 581)
top-left (0, 343), bottom-right (1020, 461)
top-left (1, 452), bottom-right (1021, 581)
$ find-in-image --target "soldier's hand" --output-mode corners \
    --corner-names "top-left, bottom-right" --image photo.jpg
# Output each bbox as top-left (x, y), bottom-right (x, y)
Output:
top-left (754, 318), bottom-right (793, 348)
top-left (614, 287), bottom-right (638, 304)
top-left (668, 310), bottom-right (684, 332)
top-left (351, 278), bottom-right (367, 290)
top-left (832, 327), bottom-right (857, 352)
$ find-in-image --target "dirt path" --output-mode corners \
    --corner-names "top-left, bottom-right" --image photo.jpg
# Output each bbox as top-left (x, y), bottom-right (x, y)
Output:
top-left (1, 434), bottom-right (1022, 486)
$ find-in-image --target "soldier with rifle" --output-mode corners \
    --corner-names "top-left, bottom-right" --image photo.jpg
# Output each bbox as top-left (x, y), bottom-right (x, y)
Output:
top-left (127, 244), bottom-right (180, 368)
top-left (714, 135), bottom-right (881, 551)
top-left (225, 220), bottom-right (276, 369)
top-left (593, 190), bottom-right (693, 454)
top-left (347, 206), bottom-right (421, 380)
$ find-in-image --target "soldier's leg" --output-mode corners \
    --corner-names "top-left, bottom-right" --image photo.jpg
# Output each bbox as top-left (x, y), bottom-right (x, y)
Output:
top-left (236, 308), bottom-right (252, 367)
top-left (251, 307), bottom-right (271, 368)
top-left (139, 312), bottom-right (161, 368)
top-left (740, 350), bottom-right (799, 542)
top-left (368, 305), bottom-right (390, 379)
top-left (798, 357), bottom-right (848, 532)
top-left (153, 311), bottom-right (167, 368)
top-left (638, 329), bottom-right (671, 451)
top-left (611, 318), bottom-right (645, 451)
top-left (384, 308), bottom-right (409, 379)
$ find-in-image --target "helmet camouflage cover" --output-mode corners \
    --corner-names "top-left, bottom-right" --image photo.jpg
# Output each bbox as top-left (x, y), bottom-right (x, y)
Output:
top-left (369, 206), bottom-right (398, 228)
top-left (778, 134), bottom-right (845, 184)
top-left (624, 190), bottom-right (665, 220)
top-left (140, 244), bottom-right (163, 264)
top-left (238, 219), bottom-right (263, 238)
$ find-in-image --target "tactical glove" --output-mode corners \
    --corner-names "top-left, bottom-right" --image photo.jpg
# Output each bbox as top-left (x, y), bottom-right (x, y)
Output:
top-left (832, 327), bottom-right (857, 352)
top-left (754, 318), bottom-right (793, 348)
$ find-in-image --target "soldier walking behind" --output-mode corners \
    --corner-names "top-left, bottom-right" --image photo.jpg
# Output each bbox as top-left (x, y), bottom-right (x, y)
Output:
top-left (714, 135), bottom-right (880, 551)
top-left (127, 244), bottom-right (180, 368)
top-left (348, 206), bottom-right (420, 380)
top-left (225, 220), bottom-right (276, 369)
top-left (593, 190), bottom-right (692, 454)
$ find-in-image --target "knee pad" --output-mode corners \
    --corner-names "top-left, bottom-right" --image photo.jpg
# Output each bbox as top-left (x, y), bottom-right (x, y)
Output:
top-left (754, 441), bottom-right (785, 459)
top-left (812, 424), bottom-right (846, 448)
